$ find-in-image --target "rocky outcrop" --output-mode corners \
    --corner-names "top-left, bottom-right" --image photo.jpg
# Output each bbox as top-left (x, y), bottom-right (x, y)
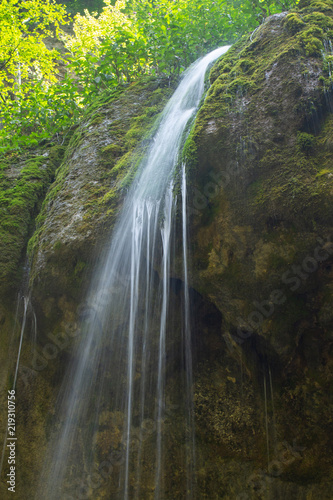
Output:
top-left (1, 1), bottom-right (333, 498)
top-left (0, 78), bottom-right (174, 499)
top-left (0, 145), bottom-right (67, 299)
top-left (27, 79), bottom-right (173, 338)
top-left (186, 0), bottom-right (333, 495)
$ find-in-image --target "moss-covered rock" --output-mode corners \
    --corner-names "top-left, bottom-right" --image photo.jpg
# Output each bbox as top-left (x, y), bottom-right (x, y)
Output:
top-left (27, 79), bottom-right (174, 341)
top-left (2, 1), bottom-right (333, 498)
top-left (185, 0), bottom-right (333, 495)
top-left (0, 78), bottom-right (174, 499)
top-left (0, 144), bottom-right (67, 299)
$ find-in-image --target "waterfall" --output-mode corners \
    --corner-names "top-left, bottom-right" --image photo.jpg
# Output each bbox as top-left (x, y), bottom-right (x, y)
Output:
top-left (39, 45), bottom-right (230, 500)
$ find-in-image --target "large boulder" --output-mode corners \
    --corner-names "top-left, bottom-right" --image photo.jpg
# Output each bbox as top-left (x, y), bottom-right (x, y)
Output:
top-left (186, 0), bottom-right (333, 496)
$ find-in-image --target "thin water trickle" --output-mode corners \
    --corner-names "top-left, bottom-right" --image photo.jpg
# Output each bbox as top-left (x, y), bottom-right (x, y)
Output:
top-left (264, 374), bottom-right (270, 472)
top-left (0, 293), bottom-right (33, 478)
top-left (240, 352), bottom-right (244, 403)
top-left (182, 163), bottom-right (196, 496)
top-left (13, 296), bottom-right (29, 389)
top-left (269, 366), bottom-right (277, 450)
top-left (321, 40), bottom-right (333, 112)
top-left (39, 45), bottom-right (230, 500)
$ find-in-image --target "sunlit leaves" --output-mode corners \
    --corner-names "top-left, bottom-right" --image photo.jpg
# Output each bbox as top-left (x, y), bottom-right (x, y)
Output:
top-left (0, 0), bottom-right (299, 153)
top-left (0, 0), bottom-right (70, 152)
top-left (0, 0), bottom-right (68, 97)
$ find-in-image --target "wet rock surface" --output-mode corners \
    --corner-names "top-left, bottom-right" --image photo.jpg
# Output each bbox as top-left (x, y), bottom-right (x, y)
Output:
top-left (1, 1), bottom-right (333, 497)
top-left (186, 0), bottom-right (333, 495)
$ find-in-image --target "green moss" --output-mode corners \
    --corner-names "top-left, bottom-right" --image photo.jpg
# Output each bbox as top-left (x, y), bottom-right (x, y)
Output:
top-left (233, 58), bottom-right (255, 74)
top-left (284, 13), bottom-right (306, 34)
top-left (73, 259), bottom-right (86, 276)
top-left (297, 131), bottom-right (316, 152)
top-left (0, 143), bottom-right (68, 296)
top-left (144, 105), bottom-right (161, 117)
top-left (182, 134), bottom-right (198, 170)
top-left (303, 0), bottom-right (333, 12)
top-left (89, 114), bottom-right (104, 126)
top-left (119, 152), bottom-right (144, 189)
top-left (55, 241), bottom-right (67, 254)
top-left (316, 167), bottom-right (332, 175)
top-left (99, 188), bottom-right (118, 205)
top-left (228, 76), bottom-right (257, 95)
top-left (297, 27), bottom-right (324, 56)
top-left (125, 126), bottom-right (143, 143)
top-left (100, 143), bottom-right (124, 158)
top-left (97, 82), bottom-right (172, 188)
top-left (303, 10), bottom-right (333, 28)
top-left (83, 87), bottom-right (124, 116)
top-left (26, 77), bottom-right (173, 297)
top-left (148, 87), bottom-right (166, 104)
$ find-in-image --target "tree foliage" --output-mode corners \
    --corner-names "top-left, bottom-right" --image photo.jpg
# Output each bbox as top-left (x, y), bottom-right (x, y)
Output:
top-left (0, 0), bottom-right (69, 150)
top-left (0, 0), bottom-right (299, 154)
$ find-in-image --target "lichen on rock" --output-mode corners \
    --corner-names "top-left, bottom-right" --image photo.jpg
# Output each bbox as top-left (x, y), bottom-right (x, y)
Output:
top-left (185, 0), bottom-right (333, 493)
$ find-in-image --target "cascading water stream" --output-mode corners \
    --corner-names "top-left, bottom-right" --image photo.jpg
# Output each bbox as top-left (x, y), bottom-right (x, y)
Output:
top-left (181, 163), bottom-right (196, 495)
top-left (39, 45), bottom-right (230, 500)
top-left (0, 292), bottom-right (34, 479)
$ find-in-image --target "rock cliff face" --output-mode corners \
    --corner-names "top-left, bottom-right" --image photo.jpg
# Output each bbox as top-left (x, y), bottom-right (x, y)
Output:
top-left (186, 0), bottom-right (333, 496)
top-left (27, 80), bottom-right (173, 335)
top-left (1, 1), bottom-right (333, 498)
top-left (0, 79), bottom-right (174, 499)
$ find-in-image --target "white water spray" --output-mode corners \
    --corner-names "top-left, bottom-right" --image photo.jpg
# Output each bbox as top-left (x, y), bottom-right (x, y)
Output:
top-left (39, 45), bottom-right (230, 500)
